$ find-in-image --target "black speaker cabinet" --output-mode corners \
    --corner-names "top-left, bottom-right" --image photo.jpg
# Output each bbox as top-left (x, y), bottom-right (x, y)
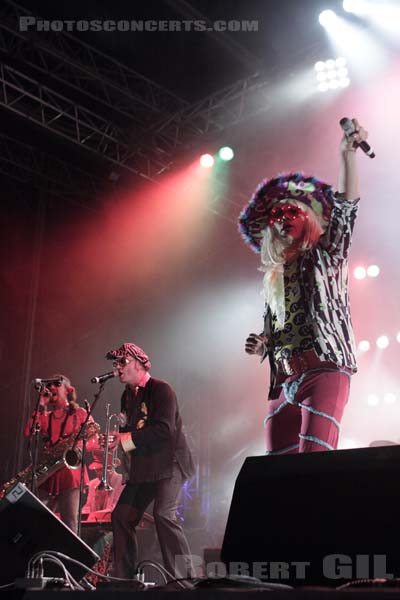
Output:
top-left (0, 482), bottom-right (99, 585)
top-left (221, 445), bottom-right (400, 587)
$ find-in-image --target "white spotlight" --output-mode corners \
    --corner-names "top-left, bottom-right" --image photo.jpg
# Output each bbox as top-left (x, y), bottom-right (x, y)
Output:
top-left (200, 153), bottom-right (214, 168)
top-left (367, 265), bottom-right (380, 277)
top-left (319, 10), bottom-right (338, 28)
top-left (354, 266), bottom-right (366, 280)
top-left (314, 57), bottom-right (351, 92)
top-left (314, 61), bottom-right (326, 71)
top-left (367, 4), bottom-right (400, 39)
top-left (384, 393), bottom-right (397, 405)
top-left (358, 340), bottom-right (370, 352)
top-left (335, 56), bottom-right (347, 67)
top-left (343, 0), bottom-right (369, 15)
top-left (318, 82), bottom-right (329, 92)
top-left (376, 335), bottom-right (389, 349)
top-left (397, 332), bottom-right (400, 344)
top-left (367, 394), bottom-right (380, 406)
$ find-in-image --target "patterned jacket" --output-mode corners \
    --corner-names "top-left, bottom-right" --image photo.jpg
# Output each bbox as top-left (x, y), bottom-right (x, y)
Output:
top-left (262, 194), bottom-right (359, 397)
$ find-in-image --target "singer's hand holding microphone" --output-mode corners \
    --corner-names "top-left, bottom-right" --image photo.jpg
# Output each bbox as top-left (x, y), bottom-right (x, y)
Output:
top-left (33, 377), bottom-right (60, 409)
top-left (339, 117), bottom-right (374, 158)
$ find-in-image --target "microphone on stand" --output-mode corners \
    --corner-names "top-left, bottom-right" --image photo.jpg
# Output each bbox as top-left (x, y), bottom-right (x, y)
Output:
top-left (33, 377), bottom-right (63, 390)
top-left (91, 370), bottom-right (117, 384)
top-left (339, 117), bottom-right (375, 158)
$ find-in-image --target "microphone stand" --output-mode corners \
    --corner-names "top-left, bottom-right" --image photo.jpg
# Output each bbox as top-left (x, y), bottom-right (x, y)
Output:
top-left (72, 381), bottom-right (108, 538)
top-left (76, 402), bottom-right (90, 539)
top-left (28, 384), bottom-right (47, 495)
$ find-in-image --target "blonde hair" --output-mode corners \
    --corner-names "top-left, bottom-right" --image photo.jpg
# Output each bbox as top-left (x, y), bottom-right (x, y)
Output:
top-left (259, 201), bottom-right (324, 329)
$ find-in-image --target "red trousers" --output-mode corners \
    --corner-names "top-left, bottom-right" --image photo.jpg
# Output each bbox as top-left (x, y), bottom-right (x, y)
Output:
top-left (265, 368), bottom-right (351, 454)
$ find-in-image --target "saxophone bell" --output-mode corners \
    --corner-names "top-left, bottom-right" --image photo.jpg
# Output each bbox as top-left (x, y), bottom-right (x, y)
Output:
top-left (0, 421), bottom-right (100, 499)
top-left (63, 446), bottom-right (82, 470)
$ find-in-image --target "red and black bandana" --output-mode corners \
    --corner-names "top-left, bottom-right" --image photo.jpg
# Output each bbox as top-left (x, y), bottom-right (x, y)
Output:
top-left (106, 342), bottom-right (151, 370)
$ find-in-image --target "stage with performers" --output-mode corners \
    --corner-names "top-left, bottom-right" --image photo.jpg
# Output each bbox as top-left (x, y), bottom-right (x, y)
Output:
top-left (1, 0), bottom-right (400, 598)
top-left (2, 445), bottom-right (400, 597)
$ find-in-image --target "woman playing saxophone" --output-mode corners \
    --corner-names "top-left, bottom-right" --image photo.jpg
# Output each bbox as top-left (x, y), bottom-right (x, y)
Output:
top-left (23, 373), bottom-right (98, 533)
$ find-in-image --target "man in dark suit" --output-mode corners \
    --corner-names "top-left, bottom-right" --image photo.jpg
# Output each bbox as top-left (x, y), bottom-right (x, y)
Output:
top-left (105, 342), bottom-right (195, 580)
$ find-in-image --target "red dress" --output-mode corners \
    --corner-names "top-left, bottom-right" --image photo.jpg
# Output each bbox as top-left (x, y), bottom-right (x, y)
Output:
top-left (24, 407), bottom-right (98, 495)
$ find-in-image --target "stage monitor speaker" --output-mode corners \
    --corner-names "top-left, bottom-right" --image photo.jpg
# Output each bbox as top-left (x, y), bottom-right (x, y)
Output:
top-left (0, 482), bottom-right (100, 585)
top-left (221, 445), bottom-right (400, 587)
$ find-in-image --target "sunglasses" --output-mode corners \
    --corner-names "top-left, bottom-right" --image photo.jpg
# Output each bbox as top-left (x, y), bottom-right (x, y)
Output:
top-left (47, 380), bottom-right (66, 387)
top-left (112, 357), bottom-right (133, 368)
top-left (267, 204), bottom-right (304, 225)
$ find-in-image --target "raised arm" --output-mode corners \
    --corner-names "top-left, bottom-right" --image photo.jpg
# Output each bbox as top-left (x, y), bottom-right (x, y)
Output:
top-left (338, 118), bottom-right (368, 201)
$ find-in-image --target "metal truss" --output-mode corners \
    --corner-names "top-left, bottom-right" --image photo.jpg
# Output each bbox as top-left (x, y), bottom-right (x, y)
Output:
top-left (0, 63), bottom-right (174, 180)
top-left (0, 0), bottom-right (272, 179)
top-left (153, 73), bottom-right (271, 150)
top-left (0, 132), bottom-right (248, 225)
top-left (0, 132), bottom-right (105, 201)
top-left (1, 1), bottom-right (188, 120)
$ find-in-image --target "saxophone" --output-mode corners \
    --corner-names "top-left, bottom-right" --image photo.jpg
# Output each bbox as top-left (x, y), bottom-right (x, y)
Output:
top-left (0, 422), bottom-right (99, 500)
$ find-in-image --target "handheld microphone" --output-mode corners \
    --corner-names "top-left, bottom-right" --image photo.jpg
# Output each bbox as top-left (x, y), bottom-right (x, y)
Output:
top-left (91, 370), bottom-right (117, 384)
top-left (339, 117), bottom-right (375, 158)
top-left (33, 377), bottom-right (63, 389)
